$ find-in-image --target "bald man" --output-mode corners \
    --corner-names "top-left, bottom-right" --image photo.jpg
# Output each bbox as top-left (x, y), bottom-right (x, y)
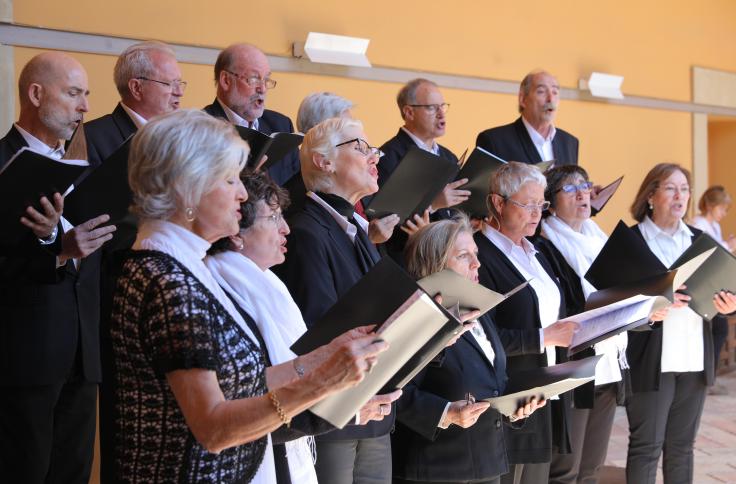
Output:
top-left (0, 52), bottom-right (115, 483)
top-left (204, 43), bottom-right (300, 185)
top-left (476, 70), bottom-right (579, 166)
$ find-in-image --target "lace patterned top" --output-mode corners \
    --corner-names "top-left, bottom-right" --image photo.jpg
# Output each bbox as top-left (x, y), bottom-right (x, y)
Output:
top-left (111, 250), bottom-right (268, 483)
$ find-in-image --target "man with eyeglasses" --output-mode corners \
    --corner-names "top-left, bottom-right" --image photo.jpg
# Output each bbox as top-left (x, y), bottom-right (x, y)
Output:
top-left (476, 70), bottom-right (579, 167)
top-left (204, 43), bottom-right (300, 186)
top-left (377, 78), bottom-right (470, 263)
top-left (85, 41), bottom-right (184, 166)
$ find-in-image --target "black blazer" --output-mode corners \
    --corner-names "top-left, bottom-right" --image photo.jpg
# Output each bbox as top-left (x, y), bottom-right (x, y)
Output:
top-left (84, 103), bottom-right (137, 167)
top-left (392, 314), bottom-right (511, 481)
top-left (273, 197), bottom-right (393, 440)
top-left (203, 99), bottom-right (300, 186)
top-left (0, 126), bottom-right (102, 386)
top-left (476, 117), bottom-right (579, 166)
top-left (626, 224), bottom-right (718, 393)
top-left (474, 231), bottom-right (571, 463)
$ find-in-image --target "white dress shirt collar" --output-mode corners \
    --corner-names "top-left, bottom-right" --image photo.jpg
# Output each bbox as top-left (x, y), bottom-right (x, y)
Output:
top-left (401, 126), bottom-right (440, 156)
top-left (307, 191), bottom-right (368, 243)
top-left (217, 98), bottom-right (259, 130)
top-left (521, 116), bottom-right (556, 162)
top-left (120, 103), bottom-right (148, 129)
top-left (481, 223), bottom-right (538, 259)
top-left (14, 123), bottom-right (65, 159)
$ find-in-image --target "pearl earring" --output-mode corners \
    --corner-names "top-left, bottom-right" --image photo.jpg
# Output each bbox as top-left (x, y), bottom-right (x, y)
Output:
top-left (185, 207), bottom-right (195, 222)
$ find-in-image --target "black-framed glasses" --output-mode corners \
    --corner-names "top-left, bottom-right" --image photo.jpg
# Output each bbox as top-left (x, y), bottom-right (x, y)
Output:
top-left (408, 103), bottom-right (450, 114)
top-left (224, 70), bottom-right (277, 89)
top-left (335, 138), bottom-right (384, 158)
top-left (504, 197), bottom-right (550, 213)
top-left (556, 181), bottom-right (594, 194)
top-left (136, 77), bottom-right (187, 91)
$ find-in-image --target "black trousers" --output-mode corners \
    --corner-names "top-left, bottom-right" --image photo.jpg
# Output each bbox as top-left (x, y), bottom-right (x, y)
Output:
top-left (625, 371), bottom-right (706, 484)
top-left (499, 463), bottom-right (551, 484)
top-left (315, 434), bottom-right (392, 484)
top-left (712, 317), bottom-right (729, 371)
top-left (549, 383), bottom-right (618, 484)
top-left (395, 477), bottom-right (500, 484)
top-left (0, 376), bottom-right (97, 484)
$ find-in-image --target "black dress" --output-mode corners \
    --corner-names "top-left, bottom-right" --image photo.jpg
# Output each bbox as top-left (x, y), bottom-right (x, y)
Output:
top-left (111, 250), bottom-right (268, 483)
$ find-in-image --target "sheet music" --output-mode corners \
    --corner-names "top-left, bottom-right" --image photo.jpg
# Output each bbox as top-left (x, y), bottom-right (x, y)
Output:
top-left (566, 295), bottom-right (660, 348)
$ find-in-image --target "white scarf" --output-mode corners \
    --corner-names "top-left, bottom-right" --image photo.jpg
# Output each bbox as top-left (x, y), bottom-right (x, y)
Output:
top-left (540, 215), bottom-right (628, 383)
top-left (205, 250), bottom-right (318, 484)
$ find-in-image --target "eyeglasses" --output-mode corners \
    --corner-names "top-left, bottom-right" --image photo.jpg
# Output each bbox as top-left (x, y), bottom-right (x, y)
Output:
top-left (255, 211), bottom-right (285, 225)
top-left (556, 181), bottom-right (594, 194)
top-left (408, 103), bottom-right (450, 114)
top-left (136, 77), bottom-right (187, 91)
top-left (335, 138), bottom-right (384, 158)
top-left (659, 184), bottom-right (691, 196)
top-left (224, 70), bottom-right (277, 89)
top-left (504, 197), bottom-right (550, 213)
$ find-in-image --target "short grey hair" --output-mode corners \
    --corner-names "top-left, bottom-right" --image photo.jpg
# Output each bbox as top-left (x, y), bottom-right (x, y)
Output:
top-left (487, 161), bottom-right (547, 219)
top-left (397, 78), bottom-right (436, 120)
top-left (300, 117), bottom-right (363, 193)
top-left (518, 69), bottom-right (549, 113)
top-left (129, 109), bottom-right (248, 220)
top-left (114, 41), bottom-right (176, 97)
top-left (296, 92), bottom-right (354, 133)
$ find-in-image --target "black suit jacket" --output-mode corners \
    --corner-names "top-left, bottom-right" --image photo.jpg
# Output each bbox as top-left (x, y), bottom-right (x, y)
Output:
top-left (626, 224), bottom-right (718, 393)
top-left (0, 126), bottom-right (102, 386)
top-left (392, 314), bottom-right (511, 481)
top-left (474, 230), bottom-right (571, 463)
top-left (203, 99), bottom-right (300, 186)
top-left (274, 197), bottom-right (393, 440)
top-left (476, 117), bottom-right (579, 166)
top-left (84, 103), bottom-right (137, 167)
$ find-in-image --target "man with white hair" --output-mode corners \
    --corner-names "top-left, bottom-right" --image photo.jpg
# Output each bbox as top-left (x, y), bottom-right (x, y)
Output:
top-left (85, 41), bottom-right (184, 165)
top-left (204, 43), bottom-right (300, 186)
top-left (476, 70), bottom-right (578, 166)
top-left (0, 52), bottom-right (115, 483)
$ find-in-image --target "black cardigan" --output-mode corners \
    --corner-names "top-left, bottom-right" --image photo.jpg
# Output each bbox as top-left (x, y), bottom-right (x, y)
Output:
top-left (474, 231), bottom-right (572, 464)
top-left (626, 224), bottom-right (718, 393)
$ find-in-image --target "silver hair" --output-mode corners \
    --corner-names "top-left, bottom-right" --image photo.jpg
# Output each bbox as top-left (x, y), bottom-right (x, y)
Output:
top-left (487, 161), bottom-right (547, 218)
top-left (114, 41), bottom-right (176, 97)
top-left (518, 69), bottom-right (550, 113)
top-left (128, 109), bottom-right (248, 220)
top-left (300, 117), bottom-right (363, 193)
top-left (396, 78), bottom-right (437, 120)
top-left (296, 92), bottom-right (354, 133)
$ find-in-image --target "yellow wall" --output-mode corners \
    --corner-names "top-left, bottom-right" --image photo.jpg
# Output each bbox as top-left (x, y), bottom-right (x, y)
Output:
top-left (9, 0), bottom-right (736, 231)
top-left (708, 120), bottom-right (736, 238)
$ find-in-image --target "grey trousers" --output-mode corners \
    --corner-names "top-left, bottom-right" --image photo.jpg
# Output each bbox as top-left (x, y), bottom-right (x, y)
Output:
top-left (394, 478), bottom-right (500, 484)
top-left (315, 434), bottom-right (392, 484)
top-left (499, 462), bottom-right (551, 484)
top-left (549, 383), bottom-right (618, 484)
top-left (625, 372), bottom-right (706, 484)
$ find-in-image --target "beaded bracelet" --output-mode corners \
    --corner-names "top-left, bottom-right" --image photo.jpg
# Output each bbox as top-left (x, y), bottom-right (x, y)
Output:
top-left (268, 390), bottom-right (291, 428)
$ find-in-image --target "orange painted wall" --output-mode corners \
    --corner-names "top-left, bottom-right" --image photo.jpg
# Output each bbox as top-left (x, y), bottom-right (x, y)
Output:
top-left (708, 120), bottom-right (736, 238)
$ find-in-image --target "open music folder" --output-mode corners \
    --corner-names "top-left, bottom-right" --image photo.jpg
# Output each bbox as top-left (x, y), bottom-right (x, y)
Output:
top-left (365, 147), bottom-right (459, 222)
top-left (0, 147), bottom-right (88, 246)
top-left (454, 146), bottom-right (506, 217)
top-left (590, 175), bottom-right (624, 216)
top-left (234, 126), bottom-right (303, 171)
top-left (484, 355), bottom-right (601, 417)
top-left (585, 220), bottom-right (723, 321)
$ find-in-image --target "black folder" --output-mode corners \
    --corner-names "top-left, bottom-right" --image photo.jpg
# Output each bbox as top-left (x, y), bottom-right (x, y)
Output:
top-left (0, 147), bottom-right (88, 246)
top-left (64, 138), bottom-right (133, 227)
top-left (484, 355), bottom-right (601, 417)
top-left (235, 126), bottom-right (303, 171)
top-left (454, 147), bottom-right (506, 217)
top-left (585, 220), bottom-right (723, 320)
top-left (590, 176), bottom-right (624, 216)
top-left (366, 147), bottom-right (459, 221)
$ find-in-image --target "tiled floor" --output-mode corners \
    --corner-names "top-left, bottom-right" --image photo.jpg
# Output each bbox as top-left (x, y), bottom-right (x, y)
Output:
top-left (603, 371), bottom-right (736, 484)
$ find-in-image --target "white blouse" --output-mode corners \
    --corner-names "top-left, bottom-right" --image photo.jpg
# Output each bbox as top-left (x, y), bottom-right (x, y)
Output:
top-left (639, 216), bottom-right (704, 373)
top-left (482, 225), bottom-right (561, 366)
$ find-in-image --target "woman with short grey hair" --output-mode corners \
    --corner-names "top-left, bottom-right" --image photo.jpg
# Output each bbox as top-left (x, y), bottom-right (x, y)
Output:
top-left (111, 109), bottom-right (387, 483)
top-left (473, 161), bottom-right (577, 484)
top-left (296, 92), bottom-right (354, 133)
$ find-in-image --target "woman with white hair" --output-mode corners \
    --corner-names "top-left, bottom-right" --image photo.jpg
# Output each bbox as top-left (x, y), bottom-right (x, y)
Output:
top-left (110, 109), bottom-right (387, 483)
top-left (275, 117), bottom-right (403, 484)
top-left (473, 161), bottom-right (578, 484)
top-left (296, 91), bottom-right (354, 134)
